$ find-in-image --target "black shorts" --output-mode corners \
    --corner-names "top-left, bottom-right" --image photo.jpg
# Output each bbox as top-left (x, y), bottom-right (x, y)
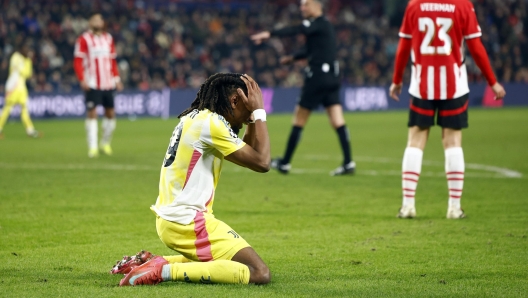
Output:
top-left (299, 74), bottom-right (341, 110)
top-left (85, 89), bottom-right (115, 110)
top-left (408, 94), bottom-right (469, 129)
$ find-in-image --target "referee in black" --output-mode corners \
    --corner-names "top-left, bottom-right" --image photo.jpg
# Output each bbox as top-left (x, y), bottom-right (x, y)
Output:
top-left (251, 0), bottom-right (354, 176)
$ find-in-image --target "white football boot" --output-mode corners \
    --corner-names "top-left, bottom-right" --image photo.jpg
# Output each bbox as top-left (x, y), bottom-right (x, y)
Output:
top-left (447, 207), bottom-right (466, 219)
top-left (397, 205), bottom-right (416, 218)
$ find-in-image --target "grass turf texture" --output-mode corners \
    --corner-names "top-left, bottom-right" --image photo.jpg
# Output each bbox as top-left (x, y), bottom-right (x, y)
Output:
top-left (0, 108), bottom-right (527, 297)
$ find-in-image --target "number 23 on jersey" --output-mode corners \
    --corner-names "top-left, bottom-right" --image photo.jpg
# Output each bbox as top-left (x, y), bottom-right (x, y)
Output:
top-left (419, 17), bottom-right (453, 55)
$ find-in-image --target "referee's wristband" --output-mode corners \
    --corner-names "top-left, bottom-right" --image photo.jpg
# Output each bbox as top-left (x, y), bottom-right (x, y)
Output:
top-left (251, 109), bottom-right (266, 123)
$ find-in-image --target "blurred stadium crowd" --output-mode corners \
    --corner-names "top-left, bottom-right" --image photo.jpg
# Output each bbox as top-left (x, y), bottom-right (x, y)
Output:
top-left (0, 0), bottom-right (527, 92)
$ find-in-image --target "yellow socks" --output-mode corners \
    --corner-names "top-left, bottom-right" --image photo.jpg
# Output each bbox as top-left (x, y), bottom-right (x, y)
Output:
top-left (161, 260), bottom-right (250, 284)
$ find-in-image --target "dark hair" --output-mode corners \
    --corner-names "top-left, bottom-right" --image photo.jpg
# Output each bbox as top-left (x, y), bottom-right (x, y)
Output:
top-left (178, 73), bottom-right (248, 118)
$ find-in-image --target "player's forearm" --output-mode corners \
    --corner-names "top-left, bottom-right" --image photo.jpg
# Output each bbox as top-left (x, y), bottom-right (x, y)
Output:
top-left (112, 59), bottom-right (120, 78)
top-left (392, 38), bottom-right (412, 84)
top-left (249, 121), bottom-right (271, 172)
top-left (242, 123), bottom-right (257, 148)
top-left (73, 57), bottom-right (84, 82)
top-left (466, 38), bottom-right (497, 86)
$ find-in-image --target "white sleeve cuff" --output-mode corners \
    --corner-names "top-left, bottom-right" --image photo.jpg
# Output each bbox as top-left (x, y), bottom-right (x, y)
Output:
top-left (464, 32), bottom-right (482, 40)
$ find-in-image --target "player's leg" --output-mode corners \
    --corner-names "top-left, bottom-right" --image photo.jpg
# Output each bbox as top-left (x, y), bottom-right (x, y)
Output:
top-left (121, 214), bottom-right (269, 286)
top-left (231, 247), bottom-right (270, 284)
top-left (325, 102), bottom-right (355, 176)
top-left (271, 104), bottom-right (312, 174)
top-left (18, 91), bottom-right (40, 138)
top-left (438, 95), bottom-right (468, 219)
top-left (85, 89), bottom-right (100, 158)
top-left (100, 90), bottom-right (116, 155)
top-left (160, 213), bottom-right (267, 284)
top-left (0, 92), bottom-right (16, 137)
top-left (398, 97), bottom-right (434, 218)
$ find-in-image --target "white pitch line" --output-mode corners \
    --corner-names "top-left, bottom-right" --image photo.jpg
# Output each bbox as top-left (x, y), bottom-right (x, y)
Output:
top-left (299, 155), bottom-right (523, 178)
top-left (0, 155), bottom-right (523, 179)
top-left (0, 162), bottom-right (156, 171)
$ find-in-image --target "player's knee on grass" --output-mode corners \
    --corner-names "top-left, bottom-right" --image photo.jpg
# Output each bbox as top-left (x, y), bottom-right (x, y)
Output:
top-left (249, 263), bottom-right (271, 285)
top-left (232, 247), bottom-right (271, 284)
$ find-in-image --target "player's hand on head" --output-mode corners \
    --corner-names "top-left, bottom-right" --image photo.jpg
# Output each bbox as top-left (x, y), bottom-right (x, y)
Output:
top-left (389, 83), bottom-right (403, 101)
top-left (238, 74), bottom-right (263, 112)
top-left (250, 31), bottom-right (270, 45)
top-left (491, 82), bottom-right (506, 100)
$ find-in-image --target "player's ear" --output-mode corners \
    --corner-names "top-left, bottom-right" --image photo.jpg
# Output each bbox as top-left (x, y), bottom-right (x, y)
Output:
top-left (230, 94), bottom-right (238, 109)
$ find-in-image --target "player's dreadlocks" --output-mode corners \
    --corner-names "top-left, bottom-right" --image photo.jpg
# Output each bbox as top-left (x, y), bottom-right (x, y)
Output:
top-left (178, 73), bottom-right (248, 118)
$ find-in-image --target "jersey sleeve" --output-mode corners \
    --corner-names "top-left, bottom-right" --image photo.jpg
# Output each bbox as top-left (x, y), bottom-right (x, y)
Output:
top-left (270, 18), bottom-right (323, 37)
top-left (463, 2), bottom-right (482, 39)
top-left (398, 3), bottom-right (414, 39)
top-left (110, 37), bottom-right (120, 78)
top-left (202, 115), bottom-right (246, 157)
top-left (74, 36), bottom-right (88, 58)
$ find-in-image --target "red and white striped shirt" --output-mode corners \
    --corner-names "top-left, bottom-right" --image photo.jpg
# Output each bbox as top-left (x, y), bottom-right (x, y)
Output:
top-left (74, 31), bottom-right (119, 90)
top-left (396, 0), bottom-right (488, 100)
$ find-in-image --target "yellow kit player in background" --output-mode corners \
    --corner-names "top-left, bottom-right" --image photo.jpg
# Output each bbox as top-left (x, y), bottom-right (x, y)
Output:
top-left (111, 73), bottom-right (272, 286)
top-left (0, 44), bottom-right (40, 139)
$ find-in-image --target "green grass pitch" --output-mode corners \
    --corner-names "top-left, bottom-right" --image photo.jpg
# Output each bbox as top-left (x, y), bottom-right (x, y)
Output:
top-left (0, 108), bottom-right (527, 297)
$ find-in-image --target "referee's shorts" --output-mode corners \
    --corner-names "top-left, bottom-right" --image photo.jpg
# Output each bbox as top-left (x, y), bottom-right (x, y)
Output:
top-left (298, 67), bottom-right (341, 111)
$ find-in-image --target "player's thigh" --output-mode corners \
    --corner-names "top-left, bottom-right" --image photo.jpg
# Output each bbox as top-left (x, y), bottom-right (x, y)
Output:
top-left (407, 126), bottom-right (430, 150)
top-left (437, 95), bottom-right (469, 130)
top-left (156, 213), bottom-right (250, 262)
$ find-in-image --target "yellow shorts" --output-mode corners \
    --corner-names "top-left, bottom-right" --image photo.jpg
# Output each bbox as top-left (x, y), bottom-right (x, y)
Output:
top-left (156, 212), bottom-right (250, 262)
top-left (6, 88), bottom-right (28, 105)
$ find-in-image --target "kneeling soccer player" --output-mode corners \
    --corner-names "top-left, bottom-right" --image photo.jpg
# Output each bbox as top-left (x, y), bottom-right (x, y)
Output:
top-left (113, 73), bottom-right (271, 286)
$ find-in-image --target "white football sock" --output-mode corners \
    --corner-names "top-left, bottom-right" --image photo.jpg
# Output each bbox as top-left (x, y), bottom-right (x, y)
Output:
top-left (402, 147), bottom-right (423, 208)
top-left (101, 117), bottom-right (116, 146)
top-left (85, 118), bottom-right (98, 150)
top-left (445, 147), bottom-right (464, 209)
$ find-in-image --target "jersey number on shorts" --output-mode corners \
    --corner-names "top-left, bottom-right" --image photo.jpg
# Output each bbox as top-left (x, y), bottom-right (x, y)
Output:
top-left (419, 17), bottom-right (453, 55)
top-left (163, 122), bottom-right (183, 167)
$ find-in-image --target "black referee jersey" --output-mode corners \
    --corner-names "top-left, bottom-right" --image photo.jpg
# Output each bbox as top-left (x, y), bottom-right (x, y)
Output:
top-left (270, 16), bottom-right (338, 77)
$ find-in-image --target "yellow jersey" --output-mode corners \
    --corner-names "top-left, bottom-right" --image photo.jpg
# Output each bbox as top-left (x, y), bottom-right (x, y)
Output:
top-left (5, 52), bottom-right (32, 93)
top-left (151, 109), bottom-right (246, 225)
